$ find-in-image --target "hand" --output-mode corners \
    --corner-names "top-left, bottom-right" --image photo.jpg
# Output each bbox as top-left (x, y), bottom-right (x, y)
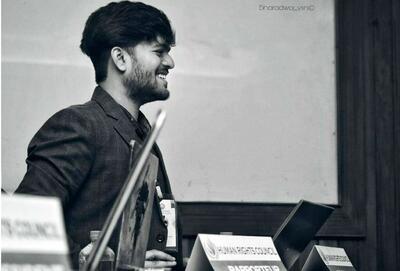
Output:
top-left (145, 249), bottom-right (176, 270)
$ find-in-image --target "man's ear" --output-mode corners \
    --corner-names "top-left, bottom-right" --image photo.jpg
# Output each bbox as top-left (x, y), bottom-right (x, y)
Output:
top-left (110, 47), bottom-right (129, 72)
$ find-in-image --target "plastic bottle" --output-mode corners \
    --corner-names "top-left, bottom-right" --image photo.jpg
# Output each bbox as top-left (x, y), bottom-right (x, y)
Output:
top-left (79, 230), bottom-right (115, 271)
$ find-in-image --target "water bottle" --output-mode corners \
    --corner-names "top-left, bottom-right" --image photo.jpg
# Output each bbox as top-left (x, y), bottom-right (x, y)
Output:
top-left (79, 230), bottom-right (115, 271)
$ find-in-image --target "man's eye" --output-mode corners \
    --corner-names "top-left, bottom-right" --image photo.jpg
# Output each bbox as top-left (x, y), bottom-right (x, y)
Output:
top-left (154, 50), bottom-right (163, 56)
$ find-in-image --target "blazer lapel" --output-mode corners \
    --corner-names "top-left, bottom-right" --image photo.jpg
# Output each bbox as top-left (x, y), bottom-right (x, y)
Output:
top-left (113, 118), bottom-right (142, 146)
top-left (91, 86), bottom-right (167, 222)
top-left (91, 86), bottom-right (141, 146)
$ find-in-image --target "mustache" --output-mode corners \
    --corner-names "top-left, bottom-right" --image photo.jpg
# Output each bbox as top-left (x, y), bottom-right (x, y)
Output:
top-left (156, 69), bottom-right (169, 75)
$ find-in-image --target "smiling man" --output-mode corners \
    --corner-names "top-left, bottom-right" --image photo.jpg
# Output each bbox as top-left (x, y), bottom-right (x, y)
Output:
top-left (15, 1), bottom-right (181, 270)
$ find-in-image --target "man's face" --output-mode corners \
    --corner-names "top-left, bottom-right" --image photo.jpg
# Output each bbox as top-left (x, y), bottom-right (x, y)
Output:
top-left (123, 36), bottom-right (175, 104)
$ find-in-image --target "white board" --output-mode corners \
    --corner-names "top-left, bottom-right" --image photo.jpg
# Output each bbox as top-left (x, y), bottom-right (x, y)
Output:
top-left (2, 0), bottom-right (337, 203)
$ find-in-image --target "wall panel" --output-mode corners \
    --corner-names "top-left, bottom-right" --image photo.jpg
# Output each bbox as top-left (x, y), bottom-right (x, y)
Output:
top-left (179, 0), bottom-right (400, 270)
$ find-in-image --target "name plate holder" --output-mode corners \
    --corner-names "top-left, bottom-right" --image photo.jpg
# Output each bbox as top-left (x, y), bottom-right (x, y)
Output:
top-left (302, 245), bottom-right (356, 271)
top-left (186, 234), bottom-right (286, 271)
top-left (1, 194), bottom-right (71, 271)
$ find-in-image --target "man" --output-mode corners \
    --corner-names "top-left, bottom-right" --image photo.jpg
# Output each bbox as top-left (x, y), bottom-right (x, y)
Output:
top-left (15, 1), bottom-right (180, 269)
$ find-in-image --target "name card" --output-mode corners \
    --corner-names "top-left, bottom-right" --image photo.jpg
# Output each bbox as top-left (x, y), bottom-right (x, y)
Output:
top-left (160, 199), bottom-right (177, 248)
top-left (186, 234), bottom-right (286, 271)
top-left (302, 245), bottom-right (356, 271)
top-left (1, 194), bottom-right (71, 270)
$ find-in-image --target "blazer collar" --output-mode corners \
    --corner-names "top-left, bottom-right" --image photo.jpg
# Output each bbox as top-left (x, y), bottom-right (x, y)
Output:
top-left (91, 86), bottom-right (151, 130)
top-left (91, 86), bottom-right (144, 145)
top-left (91, 86), bottom-right (125, 121)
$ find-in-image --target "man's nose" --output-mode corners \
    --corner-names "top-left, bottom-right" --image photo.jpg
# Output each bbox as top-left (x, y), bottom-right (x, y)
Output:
top-left (162, 54), bottom-right (175, 69)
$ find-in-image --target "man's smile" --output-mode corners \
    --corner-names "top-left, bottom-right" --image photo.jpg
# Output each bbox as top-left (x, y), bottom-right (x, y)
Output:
top-left (156, 71), bottom-right (169, 87)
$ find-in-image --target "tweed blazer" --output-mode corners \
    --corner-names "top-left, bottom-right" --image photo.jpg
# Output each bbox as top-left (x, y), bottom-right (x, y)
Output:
top-left (16, 86), bottom-right (177, 268)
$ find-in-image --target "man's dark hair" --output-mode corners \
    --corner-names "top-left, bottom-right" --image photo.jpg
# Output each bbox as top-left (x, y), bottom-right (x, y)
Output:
top-left (80, 1), bottom-right (175, 83)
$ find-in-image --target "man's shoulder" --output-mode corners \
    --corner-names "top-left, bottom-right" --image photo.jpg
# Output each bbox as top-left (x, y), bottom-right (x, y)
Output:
top-left (28, 100), bottom-right (111, 147)
top-left (35, 100), bottom-right (109, 138)
top-left (61, 99), bottom-right (101, 114)
top-left (49, 100), bottom-right (104, 123)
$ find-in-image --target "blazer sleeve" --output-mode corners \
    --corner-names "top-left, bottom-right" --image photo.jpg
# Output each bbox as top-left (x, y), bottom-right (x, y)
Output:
top-left (15, 107), bottom-right (96, 207)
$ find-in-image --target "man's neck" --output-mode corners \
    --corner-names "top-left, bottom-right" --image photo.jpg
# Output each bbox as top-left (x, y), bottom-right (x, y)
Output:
top-left (99, 81), bottom-right (140, 120)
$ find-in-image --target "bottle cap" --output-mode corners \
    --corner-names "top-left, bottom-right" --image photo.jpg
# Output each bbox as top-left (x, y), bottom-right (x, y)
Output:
top-left (90, 230), bottom-right (101, 241)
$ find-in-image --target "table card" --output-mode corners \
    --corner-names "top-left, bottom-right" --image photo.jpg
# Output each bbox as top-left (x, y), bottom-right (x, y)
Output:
top-left (1, 194), bottom-right (71, 271)
top-left (302, 245), bottom-right (356, 271)
top-left (186, 234), bottom-right (286, 271)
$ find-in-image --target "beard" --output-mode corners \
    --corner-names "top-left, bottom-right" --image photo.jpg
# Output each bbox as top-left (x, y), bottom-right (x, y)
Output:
top-left (123, 62), bottom-right (170, 105)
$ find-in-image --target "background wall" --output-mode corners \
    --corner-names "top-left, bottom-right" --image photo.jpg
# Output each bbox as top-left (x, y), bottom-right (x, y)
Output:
top-left (179, 1), bottom-right (400, 271)
top-left (2, 0), bottom-right (399, 270)
top-left (2, 0), bottom-right (337, 203)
